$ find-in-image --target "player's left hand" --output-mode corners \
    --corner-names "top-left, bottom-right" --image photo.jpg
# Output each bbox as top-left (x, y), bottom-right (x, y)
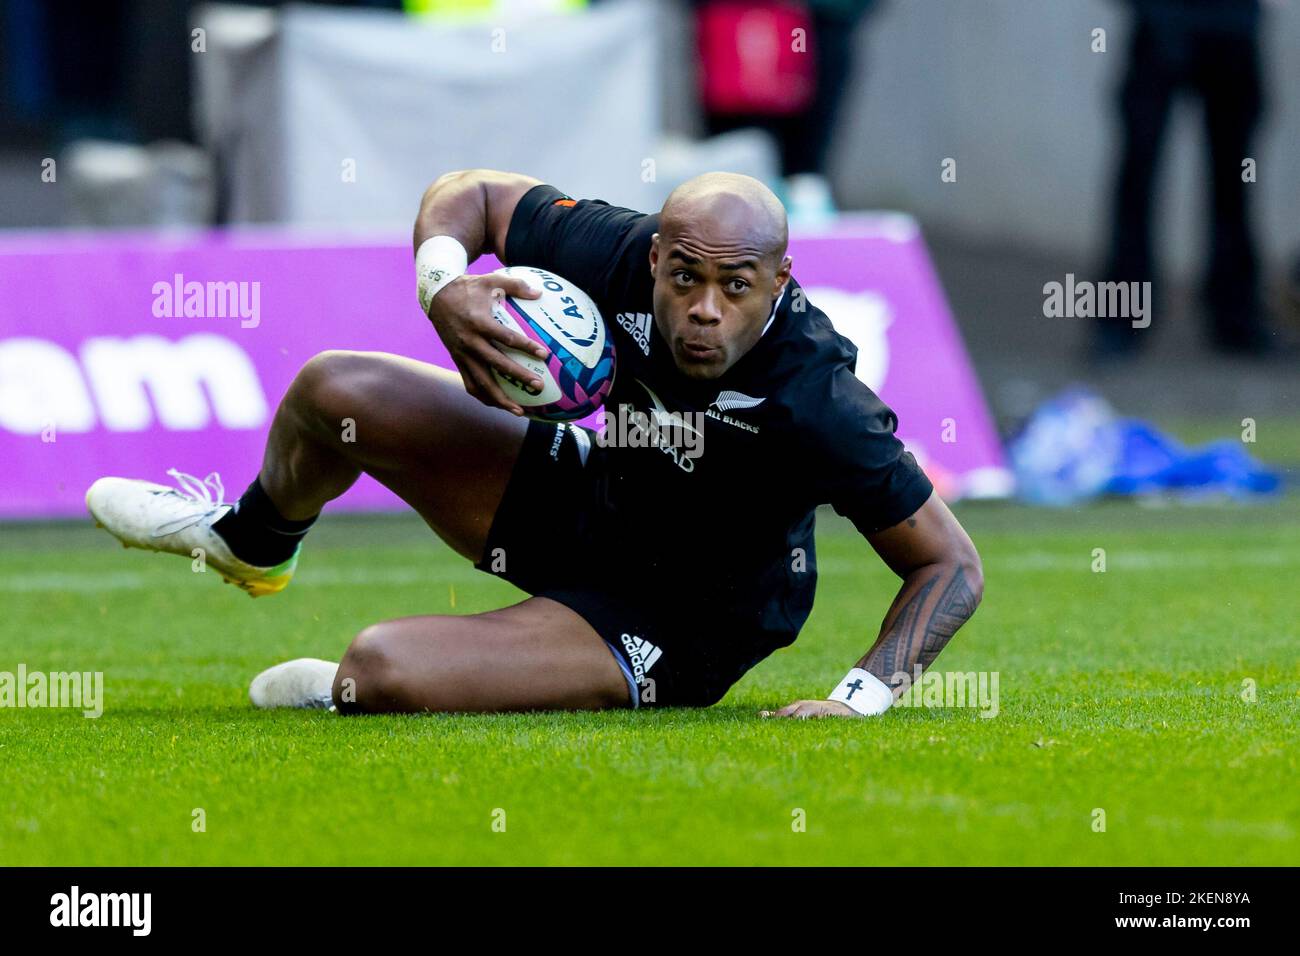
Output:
top-left (760, 700), bottom-right (862, 719)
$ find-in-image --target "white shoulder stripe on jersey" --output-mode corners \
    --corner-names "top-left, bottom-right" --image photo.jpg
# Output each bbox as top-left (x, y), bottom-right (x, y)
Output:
top-left (760, 287), bottom-right (786, 338)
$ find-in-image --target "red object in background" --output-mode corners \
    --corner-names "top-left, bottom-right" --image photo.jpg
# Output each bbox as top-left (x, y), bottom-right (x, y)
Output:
top-left (697, 1), bottom-right (816, 116)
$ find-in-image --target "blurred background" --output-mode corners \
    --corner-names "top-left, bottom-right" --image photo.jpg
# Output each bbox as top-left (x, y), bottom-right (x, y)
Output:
top-left (1, 0), bottom-right (1296, 511)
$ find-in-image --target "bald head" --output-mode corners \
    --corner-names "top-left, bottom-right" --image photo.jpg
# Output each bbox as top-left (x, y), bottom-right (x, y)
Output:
top-left (648, 172), bottom-right (794, 380)
top-left (660, 172), bottom-right (788, 265)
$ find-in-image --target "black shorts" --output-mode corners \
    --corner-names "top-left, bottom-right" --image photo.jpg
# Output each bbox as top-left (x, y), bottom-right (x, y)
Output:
top-left (474, 420), bottom-right (779, 708)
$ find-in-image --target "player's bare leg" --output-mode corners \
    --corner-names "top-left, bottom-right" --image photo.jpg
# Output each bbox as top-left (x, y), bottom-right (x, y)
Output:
top-left (91, 347), bottom-right (628, 711)
top-left (332, 597), bottom-right (630, 713)
top-left (84, 348), bottom-right (526, 593)
top-left (246, 349), bottom-right (630, 712)
top-left (256, 349), bottom-right (522, 561)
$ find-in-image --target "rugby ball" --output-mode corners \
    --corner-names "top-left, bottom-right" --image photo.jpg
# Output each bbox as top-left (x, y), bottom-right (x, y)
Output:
top-left (490, 266), bottom-right (616, 422)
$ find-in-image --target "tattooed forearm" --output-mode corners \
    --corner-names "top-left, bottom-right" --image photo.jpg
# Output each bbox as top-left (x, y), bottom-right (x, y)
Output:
top-left (859, 563), bottom-right (981, 690)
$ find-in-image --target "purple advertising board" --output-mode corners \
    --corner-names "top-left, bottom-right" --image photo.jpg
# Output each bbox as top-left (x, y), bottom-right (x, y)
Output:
top-left (0, 218), bottom-right (1008, 519)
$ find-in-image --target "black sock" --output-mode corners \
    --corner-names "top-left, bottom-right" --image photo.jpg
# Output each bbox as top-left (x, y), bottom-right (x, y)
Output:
top-left (212, 476), bottom-right (318, 566)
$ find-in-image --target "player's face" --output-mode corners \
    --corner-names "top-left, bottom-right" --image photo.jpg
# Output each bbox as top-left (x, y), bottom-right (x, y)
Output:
top-left (650, 232), bottom-right (791, 380)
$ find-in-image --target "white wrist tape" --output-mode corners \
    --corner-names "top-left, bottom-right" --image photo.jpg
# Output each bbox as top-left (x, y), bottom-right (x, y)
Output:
top-left (828, 668), bottom-right (894, 716)
top-left (415, 235), bottom-right (469, 314)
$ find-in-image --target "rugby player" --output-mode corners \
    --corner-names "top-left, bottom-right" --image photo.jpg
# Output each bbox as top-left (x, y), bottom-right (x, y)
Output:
top-left (86, 169), bottom-right (983, 718)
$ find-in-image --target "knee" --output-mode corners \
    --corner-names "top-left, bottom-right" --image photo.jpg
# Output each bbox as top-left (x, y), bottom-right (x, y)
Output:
top-left (334, 623), bottom-right (402, 714)
top-left (288, 350), bottom-right (374, 429)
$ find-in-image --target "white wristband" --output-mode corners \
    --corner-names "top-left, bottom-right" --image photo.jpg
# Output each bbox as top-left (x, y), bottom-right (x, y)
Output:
top-left (415, 235), bottom-right (469, 314)
top-left (828, 668), bottom-right (894, 716)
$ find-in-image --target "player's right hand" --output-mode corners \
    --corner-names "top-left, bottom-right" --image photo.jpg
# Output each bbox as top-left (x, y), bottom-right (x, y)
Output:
top-left (425, 272), bottom-right (549, 416)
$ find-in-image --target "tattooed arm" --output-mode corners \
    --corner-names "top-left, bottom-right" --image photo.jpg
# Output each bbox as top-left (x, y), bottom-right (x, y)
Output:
top-left (857, 492), bottom-right (983, 687)
top-left (764, 492), bottom-right (983, 719)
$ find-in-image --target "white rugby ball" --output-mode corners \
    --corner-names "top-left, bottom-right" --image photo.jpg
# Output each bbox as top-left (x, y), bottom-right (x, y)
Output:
top-left (489, 266), bottom-right (616, 422)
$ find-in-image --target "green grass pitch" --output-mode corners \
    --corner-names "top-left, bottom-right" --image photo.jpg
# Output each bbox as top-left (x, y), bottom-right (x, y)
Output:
top-left (1, 495), bottom-right (1297, 866)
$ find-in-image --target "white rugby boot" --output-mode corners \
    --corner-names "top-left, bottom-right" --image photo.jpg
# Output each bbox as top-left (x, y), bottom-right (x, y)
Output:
top-left (85, 468), bottom-right (299, 597)
top-left (249, 658), bottom-right (339, 710)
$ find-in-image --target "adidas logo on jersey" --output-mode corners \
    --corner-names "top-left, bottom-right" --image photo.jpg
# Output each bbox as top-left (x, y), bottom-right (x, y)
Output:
top-left (619, 632), bottom-right (662, 686)
top-left (616, 312), bottom-right (652, 356)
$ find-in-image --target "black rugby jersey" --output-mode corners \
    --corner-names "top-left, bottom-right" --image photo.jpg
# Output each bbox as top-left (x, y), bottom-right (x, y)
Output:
top-left (503, 184), bottom-right (933, 645)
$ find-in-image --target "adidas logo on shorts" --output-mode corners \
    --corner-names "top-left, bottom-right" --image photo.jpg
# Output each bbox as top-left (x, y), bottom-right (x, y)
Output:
top-left (619, 632), bottom-right (662, 686)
